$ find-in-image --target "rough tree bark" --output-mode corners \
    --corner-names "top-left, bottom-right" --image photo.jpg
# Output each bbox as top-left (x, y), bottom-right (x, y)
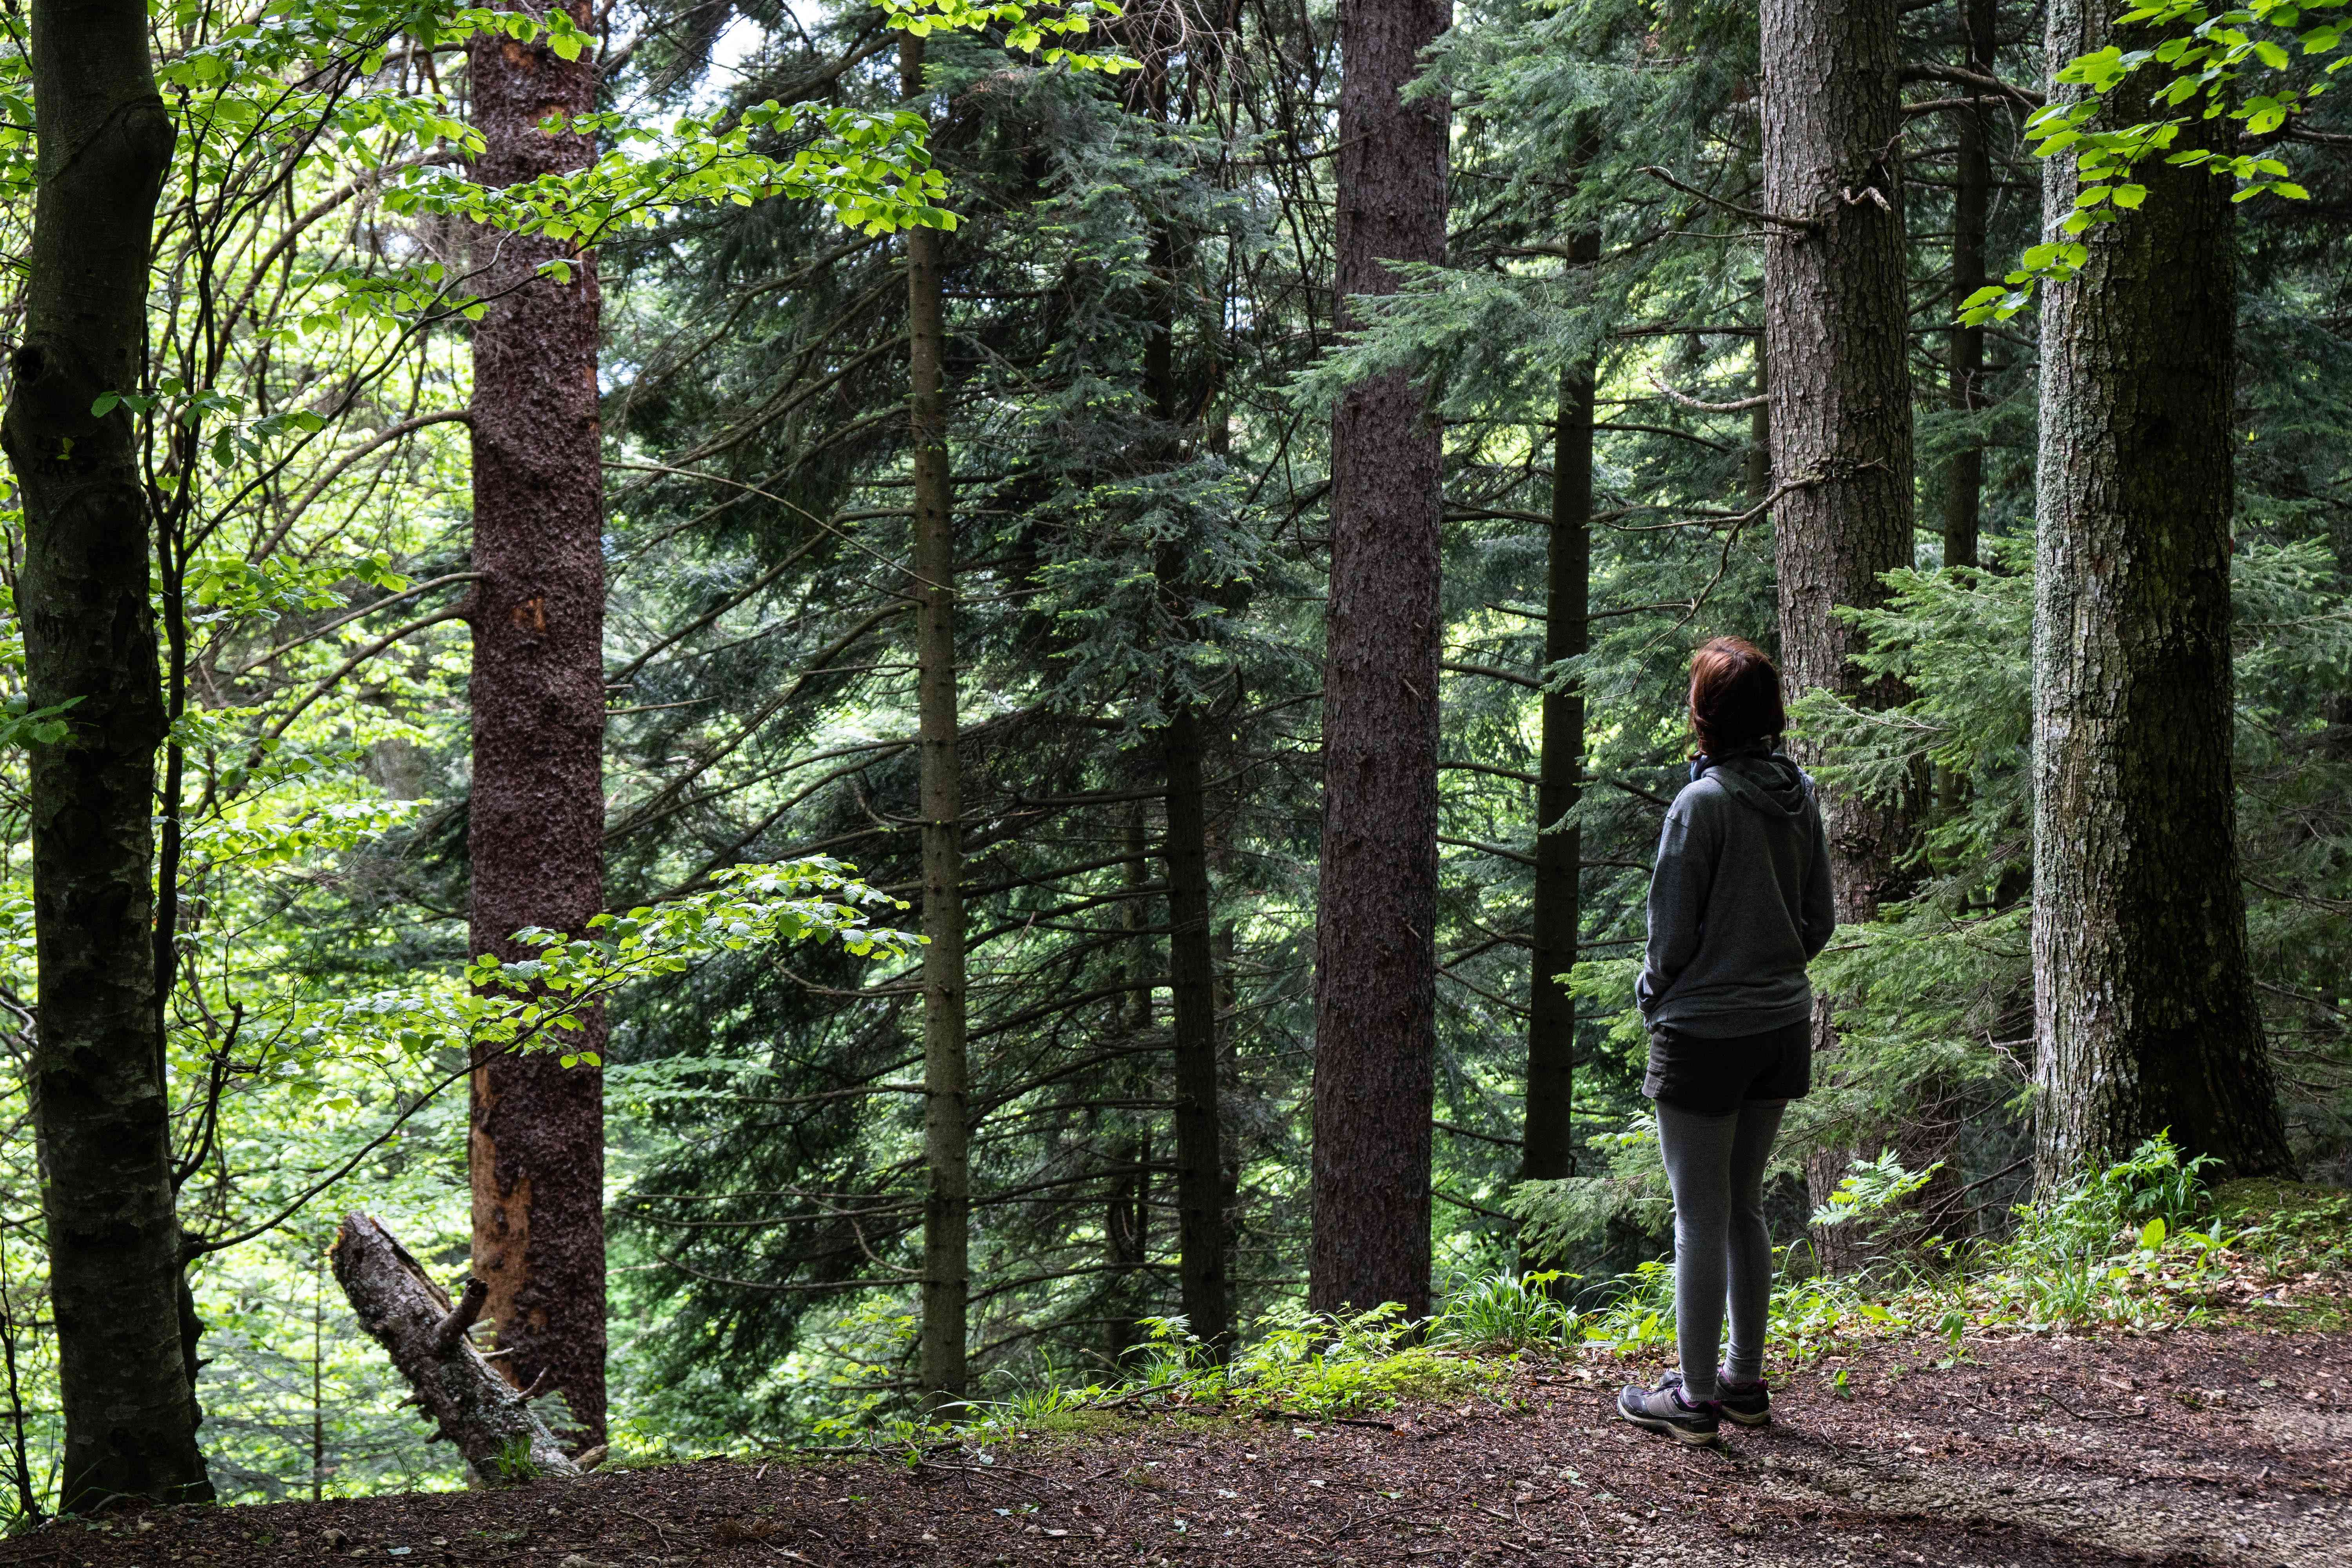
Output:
top-left (2030, 0), bottom-right (2293, 1188)
top-left (1135, 171), bottom-right (1234, 1353)
top-left (1759, 0), bottom-right (1919, 1267)
top-left (0, 0), bottom-right (212, 1510)
top-left (1105, 807), bottom-right (1153, 1367)
top-left (904, 33), bottom-right (972, 1407)
top-left (1942, 0), bottom-right (1996, 572)
top-left (1308, 0), bottom-right (1451, 1321)
top-left (1926, 18), bottom-right (1985, 1214)
top-left (1761, 0), bottom-right (1915, 923)
top-left (1747, 338), bottom-right (1772, 509)
top-left (1521, 351), bottom-right (1594, 1230)
top-left (1163, 705), bottom-right (1230, 1351)
top-left (330, 1215), bottom-right (584, 1482)
top-left (465, 0), bottom-right (609, 1447)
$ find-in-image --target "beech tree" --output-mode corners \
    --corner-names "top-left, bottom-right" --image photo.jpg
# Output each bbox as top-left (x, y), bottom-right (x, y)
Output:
top-left (1309, 0), bottom-right (1452, 1321)
top-left (2029, 0), bottom-right (2295, 1187)
top-left (0, 0), bottom-right (212, 1511)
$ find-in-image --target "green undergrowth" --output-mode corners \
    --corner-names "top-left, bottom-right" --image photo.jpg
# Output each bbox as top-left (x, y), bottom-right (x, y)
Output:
top-left (1566, 1136), bottom-right (2352, 1368)
top-left (762, 1138), bottom-right (2348, 1462)
top-left (904, 1301), bottom-right (1500, 1451)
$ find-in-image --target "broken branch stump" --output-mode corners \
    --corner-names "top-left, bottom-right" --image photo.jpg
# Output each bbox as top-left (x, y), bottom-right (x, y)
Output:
top-left (330, 1212), bottom-right (583, 1483)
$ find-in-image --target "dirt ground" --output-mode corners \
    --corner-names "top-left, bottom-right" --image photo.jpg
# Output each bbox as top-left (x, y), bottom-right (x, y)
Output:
top-left (10, 1328), bottom-right (2348, 1568)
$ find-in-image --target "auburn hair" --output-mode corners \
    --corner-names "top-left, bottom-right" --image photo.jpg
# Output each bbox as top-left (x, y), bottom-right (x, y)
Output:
top-left (1687, 636), bottom-right (1786, 757)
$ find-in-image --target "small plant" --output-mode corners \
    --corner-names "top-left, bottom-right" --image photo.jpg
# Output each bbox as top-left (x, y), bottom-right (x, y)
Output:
top-left (1809, 1148), bottom-right (1951, 1273)
top-left (488, 1436), bottom-right (538, 1485)
top-left (1578, 1258), bottom-right (1677, 1349)
top-left (1978, 1132), bottom-right (2244, 1329)
top-left (1427, 1271), bottom-right (1583, 1350)
top-left (1221, 1301), bottom-right (1487, 1416)
top-left (1766, 1258), bottom-right (1887, 1363)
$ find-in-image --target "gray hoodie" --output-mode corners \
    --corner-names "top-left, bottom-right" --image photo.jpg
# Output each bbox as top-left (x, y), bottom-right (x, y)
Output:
top-left (1635, 748), bottom-right (1836, 1037)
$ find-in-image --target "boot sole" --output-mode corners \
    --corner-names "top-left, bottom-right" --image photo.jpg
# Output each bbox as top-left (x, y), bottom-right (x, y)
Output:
top-left (1615, 1402), bottom-right (1723, 1447)
top-left (1720, 1406), bottom-right (1771, 1428)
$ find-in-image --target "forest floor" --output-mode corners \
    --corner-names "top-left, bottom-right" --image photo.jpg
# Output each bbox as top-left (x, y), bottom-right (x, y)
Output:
top-left (12, 1322), bottom-right (2349, 1568)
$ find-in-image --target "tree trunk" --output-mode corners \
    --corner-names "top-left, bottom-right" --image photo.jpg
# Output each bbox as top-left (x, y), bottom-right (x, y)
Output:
top-left (1521, 355), bottom-right (1593, 1223)
top-left (0, 0), bottom-right (210, 1510)
top-left (2030, 0), bottom-right (2292, 1189)
top-left (1309, 0), bottom-right (1451, 1322)
top-left (1164, 705), bottom-right (1231, 1352)
top-left (1761, 0), bottom-right (1916, 908)
top-left (330, 1215), bottom-right (584, 1483)
top-left (1106, 808), bottom-right (1153, 1367)
top-left (1759, 0), bottom-right (1918, 1268)
top-left (905, 33), bottom-right (972, 1408)
top-left (1922, 16), bottom-right (1988, 1229)
top-left (1942, 0), bottom-right (1994, 573)
top-left (312, 1254), bottom-right (326, 1503)
top-left (1746, 338), bottom-right (1772, 509)
top-left (1136, 185), bottom-right (1233, 1355)
top-left (465, 0), bottom-right (609, 1448)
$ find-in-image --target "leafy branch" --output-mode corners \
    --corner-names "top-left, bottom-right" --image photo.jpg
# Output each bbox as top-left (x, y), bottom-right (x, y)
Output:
top-left (1965, 0), bottom-right (2349, 322)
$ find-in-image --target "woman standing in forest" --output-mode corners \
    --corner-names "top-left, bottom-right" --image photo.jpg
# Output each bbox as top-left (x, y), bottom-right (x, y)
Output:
top-left (1616, 637), bottom-right (1834, 1447)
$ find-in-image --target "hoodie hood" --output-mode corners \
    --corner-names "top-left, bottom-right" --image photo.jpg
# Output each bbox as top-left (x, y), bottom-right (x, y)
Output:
top-left (1705, 750), bottom-right (1812, 818)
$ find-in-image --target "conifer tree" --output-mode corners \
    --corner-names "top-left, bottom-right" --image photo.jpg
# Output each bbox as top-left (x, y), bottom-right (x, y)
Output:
top-left (1310, 0), bottom-right (1452, 1320)
top-left (902, 32), bottom-right (971, 1407)
top-left (464, 0), bottom-right (611, 1446)
top-left (2030, 0), bottom-right (2294, 1186)
top-left (1759, 0), bottom-right (1918, 1254)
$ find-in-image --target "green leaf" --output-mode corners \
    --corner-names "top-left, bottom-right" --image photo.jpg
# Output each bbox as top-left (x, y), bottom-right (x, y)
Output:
top-left (2141, 1218), bottom-right (2167, 1250)
top-left (2113, 182), bottom-right (2149, 207)
top-left (90, 392), bottom-right (121, 417)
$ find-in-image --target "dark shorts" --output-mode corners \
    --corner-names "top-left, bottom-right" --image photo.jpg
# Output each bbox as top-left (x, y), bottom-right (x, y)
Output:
top-left (1643, 1018), bottom-right (1812, 1116)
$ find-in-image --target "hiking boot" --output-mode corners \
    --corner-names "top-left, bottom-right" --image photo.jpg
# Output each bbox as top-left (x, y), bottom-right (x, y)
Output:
top-left (1616, 1377), bottom-right (1722, 1446)
top-left (1711, 1375), bottom-right (1771, 1427)
top-left (1660, 1369), bottom-right (1771, 1428)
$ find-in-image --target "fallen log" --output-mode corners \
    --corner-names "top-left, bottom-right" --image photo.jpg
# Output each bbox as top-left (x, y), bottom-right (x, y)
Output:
top-left (330, 1212), bottom-right (584, 1483)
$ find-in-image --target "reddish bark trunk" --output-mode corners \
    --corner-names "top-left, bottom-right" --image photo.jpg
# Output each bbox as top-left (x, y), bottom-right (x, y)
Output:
top-left (1943, 0), bottom-right (1995, 572)
top-left (464, 0), bottom-right (609, 1448)
top-left (1308, 0), bottom-right (1450, 1321)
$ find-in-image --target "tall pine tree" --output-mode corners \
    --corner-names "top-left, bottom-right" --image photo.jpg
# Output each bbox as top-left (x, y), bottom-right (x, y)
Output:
top-left (1310, 0), bottom-right (1452, 1319)
top-left (464, 0), bottom-right (611, 1446)
top-left (2030, 0), bottom-right (2294, 1186)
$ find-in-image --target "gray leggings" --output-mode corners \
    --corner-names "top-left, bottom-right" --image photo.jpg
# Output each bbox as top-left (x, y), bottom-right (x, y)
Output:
top-left (1656, 1098), bottom-right (1784, 1402)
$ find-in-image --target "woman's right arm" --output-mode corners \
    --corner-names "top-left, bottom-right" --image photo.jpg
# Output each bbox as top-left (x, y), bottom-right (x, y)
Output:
top-left (1798, 790), bottom-right (1835, 960)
